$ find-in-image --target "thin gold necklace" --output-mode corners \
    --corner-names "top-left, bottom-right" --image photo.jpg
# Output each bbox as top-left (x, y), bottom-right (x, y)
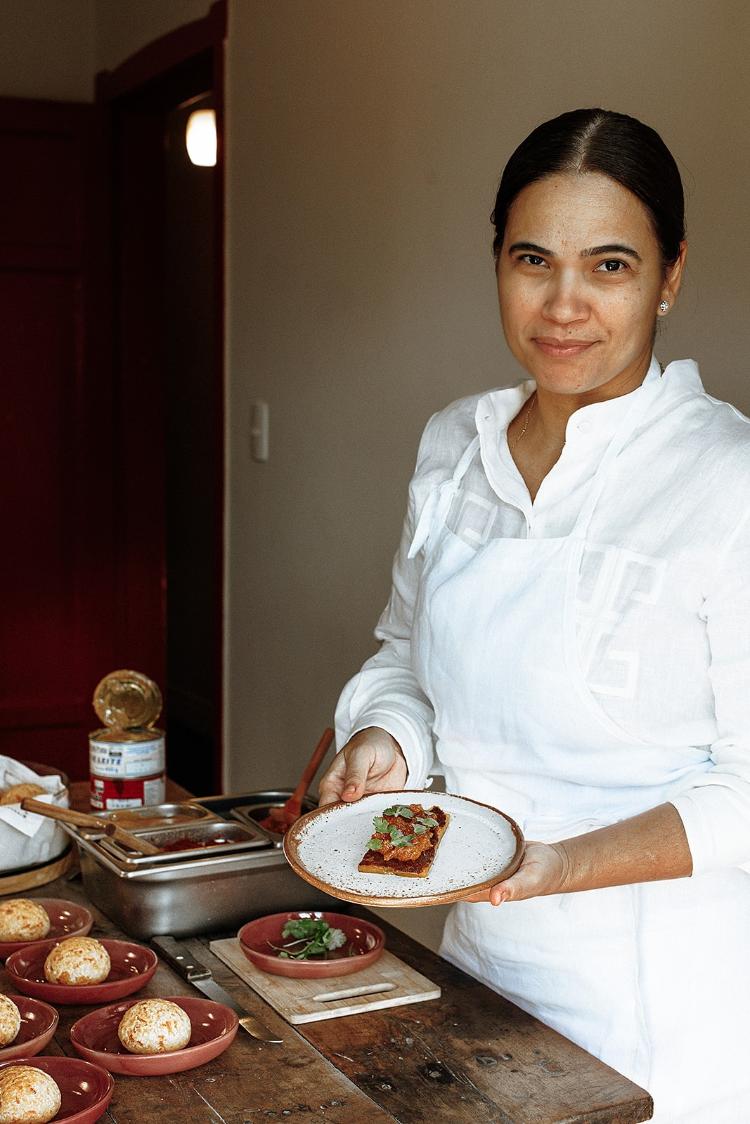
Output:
top-left (511, 392), bottom-right (536, 450)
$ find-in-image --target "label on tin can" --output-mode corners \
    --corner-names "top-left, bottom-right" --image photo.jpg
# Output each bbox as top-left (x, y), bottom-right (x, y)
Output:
top-left (89, 736), bottom-right (165, 779)
top-left (90, 773), bottom-right (166, 810)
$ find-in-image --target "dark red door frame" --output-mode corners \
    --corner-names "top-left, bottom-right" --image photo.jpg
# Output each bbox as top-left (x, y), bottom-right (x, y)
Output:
top-left (95, 0), bottom-right (226, 789)
top-left (96, 2), bottom-right (226, 102)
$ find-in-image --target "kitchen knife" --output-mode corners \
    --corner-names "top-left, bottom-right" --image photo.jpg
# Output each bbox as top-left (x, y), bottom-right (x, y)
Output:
top-left (152, 935), bottom-right (283, 1043)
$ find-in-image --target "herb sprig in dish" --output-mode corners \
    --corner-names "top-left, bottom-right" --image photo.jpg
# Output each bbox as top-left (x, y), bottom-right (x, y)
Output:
top-left (268, 917), bottom-right (348, 960)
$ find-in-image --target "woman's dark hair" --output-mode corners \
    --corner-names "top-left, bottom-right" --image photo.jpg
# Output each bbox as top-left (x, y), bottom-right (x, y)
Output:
top-left (491, 108), bottom-right (685, 269)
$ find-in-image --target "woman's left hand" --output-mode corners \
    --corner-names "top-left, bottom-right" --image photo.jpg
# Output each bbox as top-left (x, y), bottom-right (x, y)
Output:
top-left (462, 841), bottom-right (569, 905)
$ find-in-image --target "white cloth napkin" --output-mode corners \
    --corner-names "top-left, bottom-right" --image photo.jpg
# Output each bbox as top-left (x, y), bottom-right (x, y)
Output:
top-left (0, 757), bottom-right (69, 872)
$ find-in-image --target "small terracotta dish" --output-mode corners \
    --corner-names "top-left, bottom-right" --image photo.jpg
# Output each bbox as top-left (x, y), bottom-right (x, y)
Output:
top-left (70, 996), bottom-right (238, 1075)
top-left (5, 938), bottom-right (157, 1005)
top-left (0, 995), bottom-right (58, 1060)
top-left (0, 1055), bottom-right (114, 1124)
top-left (0, 899), bottom-right (93, 960)
top-left (238, 911), bottom-right (385, 978)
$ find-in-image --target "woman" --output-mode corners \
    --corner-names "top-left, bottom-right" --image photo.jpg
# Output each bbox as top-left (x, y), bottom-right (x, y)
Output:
top-left (319, 109), bottom-right (750, 1121)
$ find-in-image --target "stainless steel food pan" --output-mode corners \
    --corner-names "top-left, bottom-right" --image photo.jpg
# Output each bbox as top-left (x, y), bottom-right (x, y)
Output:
top-left (74, 829), bottom-right (343, 939)
top-left (97, 820), bottom-right (268, 867)
top-left (101, 803), bottom-right (215, 830)
top-left (192, 790), bottom-right (318, 847)
top-left (74, 802), bottom-right (216, 842)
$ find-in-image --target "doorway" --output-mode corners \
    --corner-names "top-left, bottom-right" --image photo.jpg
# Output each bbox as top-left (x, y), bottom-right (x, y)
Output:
top-left (98, 2), bottom-right (226, 793)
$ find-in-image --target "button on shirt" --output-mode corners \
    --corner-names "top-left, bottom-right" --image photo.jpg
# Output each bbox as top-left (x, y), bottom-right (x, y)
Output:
top-left (335, 358), bottom-right (750, 874)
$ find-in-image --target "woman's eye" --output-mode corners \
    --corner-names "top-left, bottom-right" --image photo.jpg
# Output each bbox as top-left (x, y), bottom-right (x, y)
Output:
top-left (519, 254), bottom-right (547, 267)
top-left (595, 259), bottom-right (628, 273)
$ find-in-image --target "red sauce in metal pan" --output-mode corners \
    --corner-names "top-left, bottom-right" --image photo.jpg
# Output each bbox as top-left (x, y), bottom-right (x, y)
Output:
top-left (158, 835), bottom-right (239, 852)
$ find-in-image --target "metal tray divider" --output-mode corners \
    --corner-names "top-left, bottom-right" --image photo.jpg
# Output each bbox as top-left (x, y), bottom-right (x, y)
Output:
top-left (94, 819), bottom-right (271, 867)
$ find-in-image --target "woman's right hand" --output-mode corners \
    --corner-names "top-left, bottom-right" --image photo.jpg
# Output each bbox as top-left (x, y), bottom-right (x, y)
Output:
top-left (317, 727), bottom-right (408, 806)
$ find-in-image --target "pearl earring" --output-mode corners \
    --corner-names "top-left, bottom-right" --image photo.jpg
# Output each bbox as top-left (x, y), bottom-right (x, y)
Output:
top-left (659, 300), bottom-right (669, 314)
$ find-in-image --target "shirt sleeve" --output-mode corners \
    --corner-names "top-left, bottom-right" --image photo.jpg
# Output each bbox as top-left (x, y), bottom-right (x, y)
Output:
top-left (334, 416), bottom-right (441, 790)
top-left (671, 508), bottom-right (750, 872)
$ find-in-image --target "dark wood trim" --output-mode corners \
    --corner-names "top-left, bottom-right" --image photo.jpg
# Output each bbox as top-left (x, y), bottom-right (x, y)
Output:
top-left (94, 1), bottom-right (227, 793)
top-left (211, 33), bottom-right (225, 792)
top-left (95, 0), bottom-right (226, 103)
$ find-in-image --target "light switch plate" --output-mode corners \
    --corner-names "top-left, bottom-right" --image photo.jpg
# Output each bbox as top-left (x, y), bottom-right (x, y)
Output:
top-left (250, 399), bottom-right (269, 462)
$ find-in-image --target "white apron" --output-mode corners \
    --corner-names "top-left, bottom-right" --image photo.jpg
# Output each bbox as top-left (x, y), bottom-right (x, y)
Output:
top-left (408, 380), bottom-right (750, 1122)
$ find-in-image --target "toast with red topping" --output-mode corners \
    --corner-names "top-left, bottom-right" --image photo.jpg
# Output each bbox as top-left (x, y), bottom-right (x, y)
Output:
top-left (358, 802), bottom-right (449, 878)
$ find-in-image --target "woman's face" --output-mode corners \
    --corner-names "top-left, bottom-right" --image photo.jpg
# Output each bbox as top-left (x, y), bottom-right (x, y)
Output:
top-left (496, 171), bottom-right (686, 402)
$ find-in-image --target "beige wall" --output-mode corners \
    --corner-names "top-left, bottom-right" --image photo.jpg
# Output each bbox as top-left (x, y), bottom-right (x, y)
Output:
top-left (225, 1), bottom-right (750, 947)
top-left (0, 1), bottom-right (211, 100)
top-left (0, 0), bottom-right (96, 100)
top-left (225, 0), bottom-right (750, 782)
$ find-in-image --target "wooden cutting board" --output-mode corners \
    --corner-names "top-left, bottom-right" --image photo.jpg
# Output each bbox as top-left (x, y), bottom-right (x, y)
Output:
top-left (209, 937), bottom-right (440, 1024)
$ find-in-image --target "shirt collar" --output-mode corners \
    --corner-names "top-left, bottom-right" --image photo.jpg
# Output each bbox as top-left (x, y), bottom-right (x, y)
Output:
top-left (473, 352), bottom-right (697, 441)
top-left (473, 354), bottom-right (695, 510)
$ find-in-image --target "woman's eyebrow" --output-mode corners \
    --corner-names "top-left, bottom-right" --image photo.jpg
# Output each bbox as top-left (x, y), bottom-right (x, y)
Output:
top-left (507, 241), bottom-right (642, 263)
top-left (507, 241), bottom-right (553, 256)
top-left (582, 243), bottom-right (642, 262)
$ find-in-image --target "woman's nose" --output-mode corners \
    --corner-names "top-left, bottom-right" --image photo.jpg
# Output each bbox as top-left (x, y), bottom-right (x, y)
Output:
top-left (542, 271), bottom-right (589, 325)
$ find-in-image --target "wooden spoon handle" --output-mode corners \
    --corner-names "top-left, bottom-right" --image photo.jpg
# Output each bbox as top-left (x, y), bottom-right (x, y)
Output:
top-left (108, 825), bottom-right (161, 856)
top-left (21, 796), bottom-right (161, 856)
top-left (21, 797), bottom-right (115, 832)
top-left (286, 727), bottom-right (335, 812)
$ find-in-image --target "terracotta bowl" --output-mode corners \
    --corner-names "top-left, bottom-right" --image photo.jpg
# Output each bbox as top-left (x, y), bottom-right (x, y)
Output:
top-left (0, 1055), bottom-right (114, 1124)
top-left (0, 899), bottom-right (93, 960)
top-left (70, 996), bottom-right (238, 1075)
top-left (0, 996), bottom-right (58, 1061)
top-left (6, 938), bottom-right (157, 1004)
top-left (238, 911), bottom-right (385, 978)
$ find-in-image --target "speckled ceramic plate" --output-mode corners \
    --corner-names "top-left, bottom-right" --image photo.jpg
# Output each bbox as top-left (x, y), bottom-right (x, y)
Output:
top-left (283, 791), bottom-right (525, 907)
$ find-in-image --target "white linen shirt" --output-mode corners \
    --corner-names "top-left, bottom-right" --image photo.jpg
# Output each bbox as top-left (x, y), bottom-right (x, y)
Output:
top-left (335, 358), bottom-right (750, 874)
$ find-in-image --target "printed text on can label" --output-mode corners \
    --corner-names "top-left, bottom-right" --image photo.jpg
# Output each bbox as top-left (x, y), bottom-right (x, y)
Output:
top-left (89, 738), bottom-right (165, 778)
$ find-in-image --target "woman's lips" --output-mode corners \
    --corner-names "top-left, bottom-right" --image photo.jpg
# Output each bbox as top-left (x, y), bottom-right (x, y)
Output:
top-left (533, 337), bottom-right (597, 357)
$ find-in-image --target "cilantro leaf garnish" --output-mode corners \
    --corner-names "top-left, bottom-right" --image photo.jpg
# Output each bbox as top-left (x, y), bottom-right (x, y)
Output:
top-left (416, 815), bottom-right (438, 828)
top-left (267, 918), bottom-right (348, 960)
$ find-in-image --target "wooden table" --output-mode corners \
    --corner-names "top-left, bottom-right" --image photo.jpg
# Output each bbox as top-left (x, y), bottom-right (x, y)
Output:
top-left (0, 786), bottom-right (654, 1122)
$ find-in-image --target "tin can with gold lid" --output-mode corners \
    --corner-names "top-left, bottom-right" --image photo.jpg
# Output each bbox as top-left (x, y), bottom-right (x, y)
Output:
top-left (89, 670), bottom-right (166, 810)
